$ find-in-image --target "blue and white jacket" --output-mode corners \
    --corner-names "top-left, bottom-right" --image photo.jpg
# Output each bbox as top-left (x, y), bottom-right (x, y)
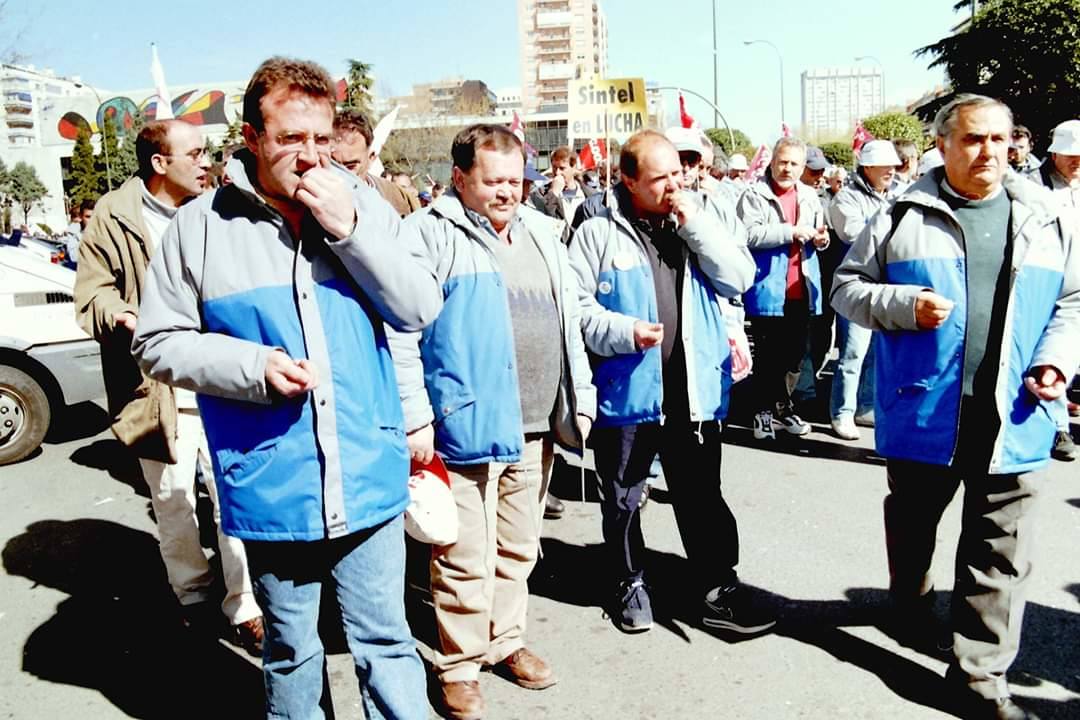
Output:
top-left (568, 190), bottom-right (755, 428)
top-left (133, 152), bottom-right (442, 541)
top-left (388, 191), bottom-right (596, 465)
top-left (832, 169), bottom-right (1080, 473)
top-left (737, 175), bottom-right (827, 316)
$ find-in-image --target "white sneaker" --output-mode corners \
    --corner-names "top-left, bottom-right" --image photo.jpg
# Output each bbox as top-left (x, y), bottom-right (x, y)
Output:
top-left (753, 410), bottom-right (776, 440)
top-left (831, 416), bottom-right (860, 441)
top-left (774, 408), bottom-right (811, 436)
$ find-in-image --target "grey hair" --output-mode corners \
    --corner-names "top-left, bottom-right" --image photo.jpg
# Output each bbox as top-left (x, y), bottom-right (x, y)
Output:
top-left (771, 136), bottom-right (807, 157)
top-left (933, 94), bottom-right (1013, 139)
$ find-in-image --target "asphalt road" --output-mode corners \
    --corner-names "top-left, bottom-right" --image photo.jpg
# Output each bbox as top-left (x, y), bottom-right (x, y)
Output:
top-left (2, 398), bottom-right (1078, 719)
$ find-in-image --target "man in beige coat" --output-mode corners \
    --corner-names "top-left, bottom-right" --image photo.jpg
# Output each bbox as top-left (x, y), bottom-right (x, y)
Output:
top-left (74, 119), bottom-right (263, 652)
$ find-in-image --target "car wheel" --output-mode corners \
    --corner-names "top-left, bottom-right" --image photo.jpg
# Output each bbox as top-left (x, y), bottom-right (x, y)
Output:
top-left (0, 364), bottom-right (51, 465)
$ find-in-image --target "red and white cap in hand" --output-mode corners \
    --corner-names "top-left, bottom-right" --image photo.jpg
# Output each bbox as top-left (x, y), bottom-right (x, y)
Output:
top-left (405, 455), bottom-right (458, 546)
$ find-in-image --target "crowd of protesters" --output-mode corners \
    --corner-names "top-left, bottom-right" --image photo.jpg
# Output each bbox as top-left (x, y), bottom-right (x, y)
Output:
top-left (69, 53), bottom-right (1080, 720)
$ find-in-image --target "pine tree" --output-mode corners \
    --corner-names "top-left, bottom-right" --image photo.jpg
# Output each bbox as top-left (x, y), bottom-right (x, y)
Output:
top-left (100, 115), bottom-right (122, 193)
top-left (70, 125), bottom-right (102, 205)
top-left (342, 59), bottom-right (375, 116)
top-left (112, 111), bottom-right (144, 183)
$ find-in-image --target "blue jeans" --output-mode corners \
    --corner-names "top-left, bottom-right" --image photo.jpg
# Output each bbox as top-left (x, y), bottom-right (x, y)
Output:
top-left (830, 315), bottom-right (875, 420)
top-left (244, 515), bottom-right (426, 720)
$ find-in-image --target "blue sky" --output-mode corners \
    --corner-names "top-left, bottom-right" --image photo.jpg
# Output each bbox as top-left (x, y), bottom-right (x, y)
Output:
top-left (6, 0), bottom-right (964, 145)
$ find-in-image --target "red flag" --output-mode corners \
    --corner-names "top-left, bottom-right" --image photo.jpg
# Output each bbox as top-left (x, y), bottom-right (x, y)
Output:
top-left (507, 111), bottom-right (537, 158)
top-left (852, 122), bottom-right (874, 152)
top-left (745, 144), bottom-right (772, 182)
top-left (508, 111), bottom-right (524, 142)
top-left (781, 122), bottom-right (792, 138)
top-left (679, 92), bottom-right (696, 129)
top-left (579, 138), bottom-right (608, 170)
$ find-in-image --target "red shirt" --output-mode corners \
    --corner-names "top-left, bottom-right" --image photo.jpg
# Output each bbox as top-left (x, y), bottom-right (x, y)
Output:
top-left (772, 180), bottom-right (804, 300)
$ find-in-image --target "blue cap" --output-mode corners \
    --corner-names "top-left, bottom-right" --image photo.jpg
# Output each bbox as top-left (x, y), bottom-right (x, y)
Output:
top-left (524, 163), bottom-right (546, 183)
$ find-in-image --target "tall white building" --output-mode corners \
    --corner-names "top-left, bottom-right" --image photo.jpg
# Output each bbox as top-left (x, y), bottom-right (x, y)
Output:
top-left (517, 0), bottom-right (608, 114)
top-left (1, 63), bottom-right (106, 229)
top-left (801, 66), bottom-right (884, 138)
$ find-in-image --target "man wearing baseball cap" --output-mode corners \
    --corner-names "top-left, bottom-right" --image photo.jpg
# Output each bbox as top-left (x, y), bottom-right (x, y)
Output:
top-left (828, 139), bottom-right (903, 440)
top-left (1037, 119), bottom-right (1080, 462)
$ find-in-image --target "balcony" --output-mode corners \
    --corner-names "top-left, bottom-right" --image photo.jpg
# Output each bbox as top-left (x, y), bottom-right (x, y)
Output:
top-left (537, 10), bottom-right (572, 28)
top-left (538, 62), bottom-right (575, 81)
top-left (6, 117), bottom-right (34, 129)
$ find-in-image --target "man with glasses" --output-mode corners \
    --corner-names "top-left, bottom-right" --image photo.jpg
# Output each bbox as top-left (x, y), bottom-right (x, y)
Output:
top-left (133, 57), bottom-right (440, 718)
top-left (75, 120), bottom-right (265, 654)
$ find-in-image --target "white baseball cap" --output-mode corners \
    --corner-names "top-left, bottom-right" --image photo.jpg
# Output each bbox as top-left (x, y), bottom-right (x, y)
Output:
top-left (665, 126), bottom-right (704, 155)
top-left (729, 153), bottom-right (749, 171)
top-left (1048, 119), bottom-right (1080, 155)
top-left (858, 140), bottom-right (902, 168)
top-left (405, 455), bottom-right (458, 546)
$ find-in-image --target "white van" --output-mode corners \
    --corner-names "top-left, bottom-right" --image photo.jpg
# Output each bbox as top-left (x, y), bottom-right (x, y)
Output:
top-left (0, 245), bottom-right (104, 464)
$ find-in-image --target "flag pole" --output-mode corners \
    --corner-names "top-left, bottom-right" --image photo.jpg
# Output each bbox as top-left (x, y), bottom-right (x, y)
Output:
top-left (604, 112), bottom-right (611, 189)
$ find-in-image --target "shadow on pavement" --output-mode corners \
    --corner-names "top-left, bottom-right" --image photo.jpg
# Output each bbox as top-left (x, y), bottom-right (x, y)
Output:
top-left (721, 425), bottom-right (887, 467)
top-left (69, 438), bottom-right (147, 498)
top-left (528, 536), bottom-right (1080, 719)
top-left (2, 518), bottom-right (263, 719)
top-left (45, 400), bottom-right (110, 444)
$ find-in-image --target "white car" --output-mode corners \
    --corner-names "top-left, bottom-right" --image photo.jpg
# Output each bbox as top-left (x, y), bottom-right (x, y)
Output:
top-left (0, 246), bottom-right (104, 464)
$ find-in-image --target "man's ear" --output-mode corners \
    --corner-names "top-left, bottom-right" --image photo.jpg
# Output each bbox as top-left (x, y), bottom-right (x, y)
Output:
top-left (242, 123), bottom-right (260, 154)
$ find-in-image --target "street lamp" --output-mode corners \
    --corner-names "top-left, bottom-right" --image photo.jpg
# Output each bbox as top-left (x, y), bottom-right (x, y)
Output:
top-left (654, 86), bottom-right (734, 151)
top-left (711, 0), bottom-right (719, 130)
top-left (854, 55), bottom-right (885, 112)
top-left (73, 82), bottom-right (113, 191)
top-left (744, 39), bottom-right (784, 129)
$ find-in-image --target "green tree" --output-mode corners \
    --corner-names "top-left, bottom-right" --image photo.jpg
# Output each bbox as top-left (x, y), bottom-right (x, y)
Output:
top-left (0, 156), bottom-right (10, 233)
top-left (100, 115), bottom-right (123, 192)
top-left (112, 111), bottom-right (145, 183)
top-left (916, 0), bottom-right (1080, 148)
top-left (69, 125), bottom-right (102, 205)
top-left (342, 58), bottom-right (374, 116)
top-left (705, 127), bottom-right (755, 158)
top-left (9, 161), bottom-right (47, 225)
top-left (861, 111), bottom-right (927, 148)
top-left (221, 111), bottom-right (244, 148)
top-left (819, 142), bottom-right (855, 170)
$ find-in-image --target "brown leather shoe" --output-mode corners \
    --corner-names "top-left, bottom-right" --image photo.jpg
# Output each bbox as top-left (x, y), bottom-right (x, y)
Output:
top-left (232, 616), bottom-right (264, 657)
top-left (493, 647), bottom-right (556, 690)
top-left (439, 680), bottom-right (484, 720)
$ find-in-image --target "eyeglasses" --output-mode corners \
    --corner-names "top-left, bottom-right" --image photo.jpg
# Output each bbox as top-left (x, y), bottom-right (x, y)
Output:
top-left (163, 148), bottom-right (210, 162)
top-left (268, 131), bottom-right (334, 153)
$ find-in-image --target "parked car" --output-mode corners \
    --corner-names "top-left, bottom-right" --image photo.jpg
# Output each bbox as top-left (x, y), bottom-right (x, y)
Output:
top-left (0, 246), bottom-right (104, 464)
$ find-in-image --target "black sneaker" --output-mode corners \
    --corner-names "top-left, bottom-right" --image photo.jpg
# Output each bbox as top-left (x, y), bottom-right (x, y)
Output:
top-left (774, 402), bottom-right (811, 436)
top-left (702, 584), bottom-right (777, 635)
top-left (1051, 430), bottom-right (1078, 461)
top-left (613, 577), bottom-right (653, 633)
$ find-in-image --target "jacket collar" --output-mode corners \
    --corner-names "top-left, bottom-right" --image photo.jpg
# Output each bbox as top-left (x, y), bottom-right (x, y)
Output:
top-left (108, 176), bottom-right (152, 240)
top-left (900, 166), bottom-right (1060, 229)
top-left (749, 172), bottom-right (818, 205)
top-left (428, 189), bottom-right (533, 247)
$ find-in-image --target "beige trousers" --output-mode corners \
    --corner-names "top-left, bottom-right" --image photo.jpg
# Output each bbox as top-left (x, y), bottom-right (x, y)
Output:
top-left (431, 436), bottom-right (553, 682)
top-left (138, 409), bottom-right (260, 625)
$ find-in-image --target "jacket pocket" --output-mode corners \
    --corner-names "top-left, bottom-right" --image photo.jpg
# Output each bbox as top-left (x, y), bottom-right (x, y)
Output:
top-left (879, 380), bottom-right (931, 413)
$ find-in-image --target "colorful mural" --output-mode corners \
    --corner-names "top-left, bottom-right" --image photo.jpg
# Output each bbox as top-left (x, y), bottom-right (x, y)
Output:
top-left (56, 88), bottom-right (241, 140)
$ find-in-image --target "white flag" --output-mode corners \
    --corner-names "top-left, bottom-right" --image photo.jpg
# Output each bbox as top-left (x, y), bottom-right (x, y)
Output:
top-left (367, 105), bottom-right (401, 178)
top-left (150, 43), bottom-right (173, 120)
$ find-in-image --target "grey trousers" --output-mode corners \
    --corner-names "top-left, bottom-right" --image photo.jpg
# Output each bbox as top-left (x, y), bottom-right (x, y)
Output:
top-left (884, 453), bottom-right (1041, 701)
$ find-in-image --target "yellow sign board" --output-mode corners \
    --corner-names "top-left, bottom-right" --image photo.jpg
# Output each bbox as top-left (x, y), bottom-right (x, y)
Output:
top-left (567, 77), bottom-right (647, 142)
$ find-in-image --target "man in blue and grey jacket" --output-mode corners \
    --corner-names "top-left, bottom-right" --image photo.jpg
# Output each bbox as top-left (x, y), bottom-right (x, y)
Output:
top-left (389, 124), bottom-right (596, 720)
top-left (833, 94), bottom-right (1080, 720)
top-left (568, 129), bottom-right (772, 637)
top-left (133, 57), bottom-right (440, 720)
